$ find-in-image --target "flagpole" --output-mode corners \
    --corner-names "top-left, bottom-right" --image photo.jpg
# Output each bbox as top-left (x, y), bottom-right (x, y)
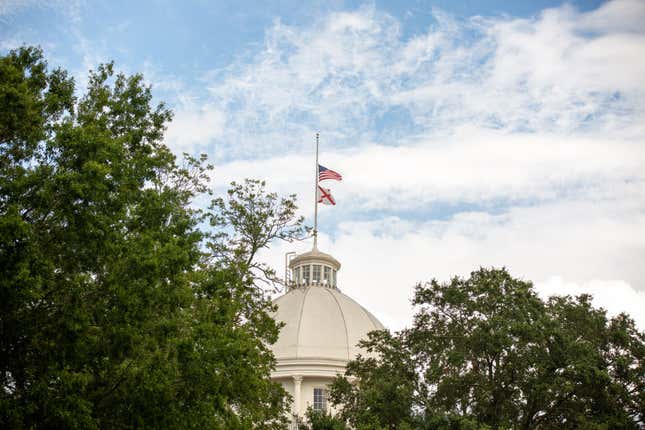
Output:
top-left (313, 132), bottom-right (319, 250)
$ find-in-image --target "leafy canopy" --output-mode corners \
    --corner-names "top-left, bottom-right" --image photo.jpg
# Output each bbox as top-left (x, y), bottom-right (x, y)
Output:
top-left (298, 407), bottom-right (350, 430)
top-left (0, 46), bottom-right (306, 429)
top-left (330, 268), bottom-right (645, 430)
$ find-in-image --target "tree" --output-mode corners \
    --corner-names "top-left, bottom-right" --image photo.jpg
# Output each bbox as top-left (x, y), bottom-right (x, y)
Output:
top-left (330, 330), bottom-right (418, 430)
top-left (296, 407), bottom-right (349, 430)
top-left (209, 178), bottom-right (307, 285)
top-left (1, 46), bottom-right (302, 429)
top-left (330, 268), bottom-right (645, 429)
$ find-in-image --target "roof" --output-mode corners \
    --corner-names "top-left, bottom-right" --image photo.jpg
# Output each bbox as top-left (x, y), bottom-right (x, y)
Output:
top-left (289, 248), bottom-right (341, 270)
top-left (270, 286), bottom-right (385, 362)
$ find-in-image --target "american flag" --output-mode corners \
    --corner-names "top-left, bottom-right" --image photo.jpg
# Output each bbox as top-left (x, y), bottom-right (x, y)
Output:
top-left (318, 164), bottom-right (342, 182)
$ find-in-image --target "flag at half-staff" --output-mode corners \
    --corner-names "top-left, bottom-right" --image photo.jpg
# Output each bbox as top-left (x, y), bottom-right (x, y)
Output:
top-left (317, 185), bottom-right (336, 205)
top-left (312, 134), bottom-right (343, 249)
top-left (318, 164), bottom-right (342, 182)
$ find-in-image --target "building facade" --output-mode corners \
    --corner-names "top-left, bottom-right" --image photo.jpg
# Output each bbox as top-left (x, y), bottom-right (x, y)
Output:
top-left (270, 247), bottom-right (385, 424)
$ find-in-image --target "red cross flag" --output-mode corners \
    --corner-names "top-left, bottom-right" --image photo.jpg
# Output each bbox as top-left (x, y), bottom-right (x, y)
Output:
top-left (317, 185), bottom-right (336, 205)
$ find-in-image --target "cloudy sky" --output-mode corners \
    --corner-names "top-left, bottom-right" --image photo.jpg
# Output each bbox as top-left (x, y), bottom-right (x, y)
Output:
top-left (3, 0), bottom-right (644, 330)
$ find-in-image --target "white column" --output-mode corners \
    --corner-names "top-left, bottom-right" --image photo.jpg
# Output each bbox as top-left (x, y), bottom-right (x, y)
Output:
top-left (292, 375), bottom-right (303, 416)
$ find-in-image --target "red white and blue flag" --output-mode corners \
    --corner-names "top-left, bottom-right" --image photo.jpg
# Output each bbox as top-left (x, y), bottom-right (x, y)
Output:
top-left (318, 164), bottom-right (342, 182)
top-left (317, 185), bottom-right (336, 205)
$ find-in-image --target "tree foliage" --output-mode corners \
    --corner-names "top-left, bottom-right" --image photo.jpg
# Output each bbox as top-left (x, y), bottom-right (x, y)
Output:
top-left (295, 407), bottom-right (349, 430)
top-left (209, 178), bottom-right (307, 285)
top-left (330, 330), bottom-right (418, 429)
top-left (0, 46), bottom-right (303, 429)
top-left (330, 268), bottom-right (645, 430)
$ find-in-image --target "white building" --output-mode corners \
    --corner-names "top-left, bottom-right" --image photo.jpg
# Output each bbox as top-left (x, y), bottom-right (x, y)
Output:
top-left (270, 246), bottom-right (385, 423)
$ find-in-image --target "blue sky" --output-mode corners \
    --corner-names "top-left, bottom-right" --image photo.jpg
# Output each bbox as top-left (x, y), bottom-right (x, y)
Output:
top-left (2, 0), bottom-right (644, 329)
top-left (2, 1), bottom-right (606, 79)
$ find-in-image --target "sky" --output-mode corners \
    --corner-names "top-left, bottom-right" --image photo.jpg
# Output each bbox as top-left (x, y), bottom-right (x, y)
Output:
top-left (2, 0), bottom-right (644, 330)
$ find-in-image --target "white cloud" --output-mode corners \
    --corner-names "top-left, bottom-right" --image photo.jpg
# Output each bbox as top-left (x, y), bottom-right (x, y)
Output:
top-left (535, 277), bottom-right (645, 329)
top-left (261, 195), bottom-right (645, 331)
top-left (194, 1), bottom-right (645, 331)
top-left (211, 129), bottom-right (644, 211)
top-left (578, 0), bottom-right (645, 34)
top-left (7, 0), bottom-right (643, 340)
top-left (164, 102), bottom-right (226, 153)
top-left (321, 197), bottom-right (644, 331)
top-left (187, 0), bottom-right (645, 160)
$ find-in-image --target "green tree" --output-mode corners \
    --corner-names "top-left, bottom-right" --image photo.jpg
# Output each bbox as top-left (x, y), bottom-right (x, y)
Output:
top-left (330, 330), bottom-right (418, 430)
top-left (330, 268), bottom-right (645, 429)
top-left (297, 407), bottom-right (349, 430)
top-left (209, 178), bottom-right (307, 284)
top-left (0, 46), bottom-right (302, 429)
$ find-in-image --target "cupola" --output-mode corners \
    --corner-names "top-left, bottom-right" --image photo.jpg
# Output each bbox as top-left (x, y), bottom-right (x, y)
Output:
top-left (288, 247), bottom-right (341, 289)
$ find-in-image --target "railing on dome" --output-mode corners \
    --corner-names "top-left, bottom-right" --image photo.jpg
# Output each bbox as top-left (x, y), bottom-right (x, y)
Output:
top-left (286, 267), bottom-right (338, 290)
top-left (284, 252), bottom-right (296, 286)
top-left (283, 253), bottom-right (339, 291)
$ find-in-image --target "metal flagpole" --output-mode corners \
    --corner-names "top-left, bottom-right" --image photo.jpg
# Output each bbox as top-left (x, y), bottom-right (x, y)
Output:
top-left (313, 132), bottom-right (319, 250)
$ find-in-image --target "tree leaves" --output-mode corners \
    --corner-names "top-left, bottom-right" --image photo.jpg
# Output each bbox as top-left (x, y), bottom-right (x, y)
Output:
top-left (331, 268), bottom-right (645, 429)
top-left (1, 47), bottom-right (298, 429)
top-left (209, 178), bottom-right (308, 288)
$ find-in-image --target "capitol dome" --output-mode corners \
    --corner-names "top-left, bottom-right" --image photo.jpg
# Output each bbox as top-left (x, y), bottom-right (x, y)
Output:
top-left (270, 247), bottom-right (385, 422)
top-left (272, 286), bottom-right (384, 363)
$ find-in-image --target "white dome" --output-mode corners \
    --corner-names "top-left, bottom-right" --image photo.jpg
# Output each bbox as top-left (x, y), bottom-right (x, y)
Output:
top-left (270, 247), bottom-right (385, 419)
top-left (271, 286), bottom-right (385, 362)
